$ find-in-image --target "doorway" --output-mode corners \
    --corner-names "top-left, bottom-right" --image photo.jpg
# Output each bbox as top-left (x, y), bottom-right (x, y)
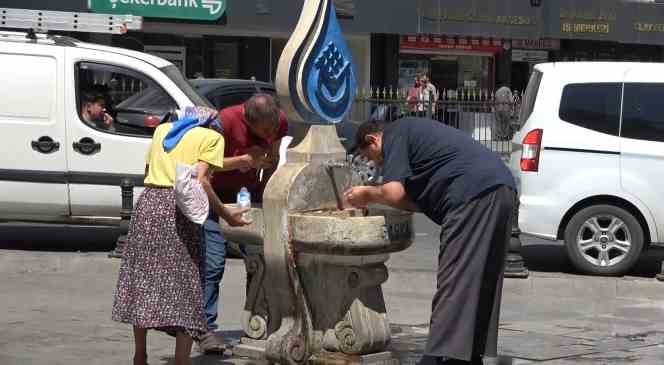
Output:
top-left (511, 61), bottom-right (531, 93)
top-left (430, 57), bottom-right (458, 91)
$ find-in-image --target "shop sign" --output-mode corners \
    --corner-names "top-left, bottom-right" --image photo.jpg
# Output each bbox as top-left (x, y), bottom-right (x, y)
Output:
top-left (562, 23), bottom-right (610, 34)
top-left (400, 34), bottom-right (504, 54)
top-left (634, 22), bottom-right (664, 33)
top-left (437, 9), bottom-right (536, 26)
top-left (89, 0), bottom-right (226, 21)
top-left (512, 49), bottom-right (549, 63)
top-left (559, 6), bottom-right (615, 34)
top-left (512, 39), bottom-right (560, 50)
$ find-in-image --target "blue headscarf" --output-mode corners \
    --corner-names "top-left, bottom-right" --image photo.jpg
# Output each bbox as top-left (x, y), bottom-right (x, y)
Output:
top-left (163, 106), bottom-right (223, 151)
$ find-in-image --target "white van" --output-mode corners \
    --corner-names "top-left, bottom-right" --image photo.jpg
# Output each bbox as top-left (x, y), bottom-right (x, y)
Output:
top-left (0, 31), bottom-right (210, 224)
top-left (511, 62), bottom-right (664, 275)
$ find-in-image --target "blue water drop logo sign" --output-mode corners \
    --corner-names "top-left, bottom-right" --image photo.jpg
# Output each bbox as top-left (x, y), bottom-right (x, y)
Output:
top-left (311, 42), bottom-right (353, 121)
top-left (275, 0), bottom-right (357, 124)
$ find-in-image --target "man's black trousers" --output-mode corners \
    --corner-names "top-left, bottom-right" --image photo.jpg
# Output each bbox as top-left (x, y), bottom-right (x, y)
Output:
top-left (425, 185), bottom-right (515, 361)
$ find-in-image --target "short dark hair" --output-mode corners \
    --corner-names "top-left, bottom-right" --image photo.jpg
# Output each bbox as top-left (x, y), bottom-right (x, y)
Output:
top-left (244, 93), bottom-right (280, 126)
top-left (352, 120), bottom-right (386, 152)
top-left (81, 91), bottom-right (106, 105)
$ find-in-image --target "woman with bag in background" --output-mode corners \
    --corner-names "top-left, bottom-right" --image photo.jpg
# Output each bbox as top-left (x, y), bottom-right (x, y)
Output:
top-left (112, 107), bottom-right (249, 365)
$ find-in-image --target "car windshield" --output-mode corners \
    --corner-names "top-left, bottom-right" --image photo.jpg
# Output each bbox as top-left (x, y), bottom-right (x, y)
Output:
top-left (160, 65), bottom-right (213, 108)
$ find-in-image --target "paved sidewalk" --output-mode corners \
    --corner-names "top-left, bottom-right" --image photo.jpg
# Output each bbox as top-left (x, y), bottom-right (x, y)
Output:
top-left (385, 271), bottom-right (664, 364)
top-left (2, 249), bottom-right (664, 364)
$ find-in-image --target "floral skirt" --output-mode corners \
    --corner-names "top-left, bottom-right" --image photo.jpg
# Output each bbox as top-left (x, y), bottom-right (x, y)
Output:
top-left (112, 187), bottom-right (206, 338)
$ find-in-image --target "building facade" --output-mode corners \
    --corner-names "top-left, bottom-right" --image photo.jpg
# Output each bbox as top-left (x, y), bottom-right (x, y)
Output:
top-left (1, 0), bottom-right (371, 93)
top-left (369, 0), bottom-right (664, 93)
top-left (5, 0), bottom-right (664, 94)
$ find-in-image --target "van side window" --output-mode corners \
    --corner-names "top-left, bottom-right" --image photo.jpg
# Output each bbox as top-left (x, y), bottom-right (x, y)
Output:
top-left (518, 70), bottom-right (542, 128)
top-left (622, 83), bottom-right (664, 142)
top-left (558, 83), bottom-right (621, 136)
top-left (76, 62), bottom-right (177, 137)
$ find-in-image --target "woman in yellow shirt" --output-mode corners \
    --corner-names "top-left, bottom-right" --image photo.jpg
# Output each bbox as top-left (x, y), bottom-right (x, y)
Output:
top-left (112, 108), bottom-right (247, 365)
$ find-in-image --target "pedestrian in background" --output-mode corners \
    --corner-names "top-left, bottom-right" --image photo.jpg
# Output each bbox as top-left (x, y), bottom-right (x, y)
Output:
top-left (112, 107), bottom-right (248, 365)
top-left (420, 74), bottom-right (439, 118)
top-left (344, 117), bottom-right (515, 365)
top-left (407, 75), bottom-right (423, 116)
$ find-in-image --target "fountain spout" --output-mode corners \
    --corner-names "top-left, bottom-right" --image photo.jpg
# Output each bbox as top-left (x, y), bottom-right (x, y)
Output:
top-left (324, 157), bottom-right (352, 210)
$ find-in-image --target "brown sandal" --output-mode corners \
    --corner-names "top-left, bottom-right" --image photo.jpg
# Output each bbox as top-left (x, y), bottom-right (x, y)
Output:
top-left (198, 331), bottom-right (226, 354)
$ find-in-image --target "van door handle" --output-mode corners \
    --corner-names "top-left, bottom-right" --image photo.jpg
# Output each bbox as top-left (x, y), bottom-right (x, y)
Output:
top-left (31, 136), bottom-right (60, 154)
top-left (73, 137), bottom-right (101, 155)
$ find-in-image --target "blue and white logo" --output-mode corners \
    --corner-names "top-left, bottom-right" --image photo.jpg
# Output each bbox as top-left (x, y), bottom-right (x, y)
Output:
top-left (276, 0), bottom-right (357, 124)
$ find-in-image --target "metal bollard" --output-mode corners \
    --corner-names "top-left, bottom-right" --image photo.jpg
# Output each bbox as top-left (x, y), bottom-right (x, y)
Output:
top-left (109, 178), bottom-right (134, 259)
top-left (504, 192), bottom-right (529, 278)
top-left (656, 262), bottom-right (664, 281)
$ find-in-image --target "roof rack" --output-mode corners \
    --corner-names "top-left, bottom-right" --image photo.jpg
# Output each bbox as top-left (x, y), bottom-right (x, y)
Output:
top-left (0, 30), bottom-right (75, 46)
top-left (0, 8), bottom-right (142, 35)
top-left (49, 35), bottom-right (79, 47)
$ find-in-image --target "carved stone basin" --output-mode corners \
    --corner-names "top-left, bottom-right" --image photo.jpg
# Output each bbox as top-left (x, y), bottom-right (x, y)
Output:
top-left (289, 208), bottom-right (413, 255)
top-left (221, 206), bottom-right (413, 256)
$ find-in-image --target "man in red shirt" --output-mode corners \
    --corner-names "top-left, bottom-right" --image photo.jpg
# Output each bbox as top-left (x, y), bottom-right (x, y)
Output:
top-left (199, 93), bottom-right (288, 353)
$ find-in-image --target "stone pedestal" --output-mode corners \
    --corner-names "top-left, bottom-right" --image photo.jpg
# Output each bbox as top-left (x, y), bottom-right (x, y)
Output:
top-left (222, 125), bottom-right (413, 364)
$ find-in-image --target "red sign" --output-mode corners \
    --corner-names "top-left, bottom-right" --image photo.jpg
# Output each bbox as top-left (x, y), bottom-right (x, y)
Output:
top-left (400, 34), bottom-right (505, 54)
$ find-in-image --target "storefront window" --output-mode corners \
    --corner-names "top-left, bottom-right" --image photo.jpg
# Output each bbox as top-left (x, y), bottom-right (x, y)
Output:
top-left (457, 56), bottom-right (491, 90)
top-left (213, 42), bottom-right (240, 78)
top-left (399, 54), bottom-right (493, 92)
top-left (398, 58), bottom-right (429, 90)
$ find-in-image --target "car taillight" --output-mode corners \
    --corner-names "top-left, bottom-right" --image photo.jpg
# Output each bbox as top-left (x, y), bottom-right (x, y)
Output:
top-left (521, 129), bottom-right (543, 172)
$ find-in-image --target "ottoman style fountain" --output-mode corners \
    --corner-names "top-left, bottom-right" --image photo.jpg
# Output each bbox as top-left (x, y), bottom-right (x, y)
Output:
top-left (220, 1), bottom-right (414, 363)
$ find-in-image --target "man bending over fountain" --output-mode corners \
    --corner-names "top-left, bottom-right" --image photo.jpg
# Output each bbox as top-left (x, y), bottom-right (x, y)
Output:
top-left (344, 117), bottom-right (515, 365)
top-left (200, 93), bottom-right (288, 353)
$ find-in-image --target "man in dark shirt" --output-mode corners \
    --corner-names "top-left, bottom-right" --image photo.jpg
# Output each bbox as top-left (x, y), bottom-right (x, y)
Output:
top-left (344, 117), bottom-right (516, 365)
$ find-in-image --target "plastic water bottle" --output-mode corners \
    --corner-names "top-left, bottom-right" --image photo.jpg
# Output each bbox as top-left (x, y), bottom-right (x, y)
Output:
top-left (237, 186), bottom-right (251, 221)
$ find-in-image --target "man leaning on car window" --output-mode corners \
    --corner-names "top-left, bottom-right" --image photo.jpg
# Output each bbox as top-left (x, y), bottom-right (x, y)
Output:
top-left (80, 91), bottom-right (115, 132)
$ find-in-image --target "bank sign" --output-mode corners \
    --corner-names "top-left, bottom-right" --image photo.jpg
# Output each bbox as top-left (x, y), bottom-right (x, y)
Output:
top-left (89, 0), bottom-right (226, 21)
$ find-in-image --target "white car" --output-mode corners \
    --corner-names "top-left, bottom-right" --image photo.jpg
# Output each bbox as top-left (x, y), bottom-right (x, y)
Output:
top-left (511, 62), bottom-right (664, 275)
top-left (0, 31), bottom-right (209, 224)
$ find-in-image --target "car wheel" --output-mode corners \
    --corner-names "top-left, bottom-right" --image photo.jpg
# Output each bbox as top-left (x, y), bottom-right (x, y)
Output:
top-left (564, 205), bottom-right (644, 276)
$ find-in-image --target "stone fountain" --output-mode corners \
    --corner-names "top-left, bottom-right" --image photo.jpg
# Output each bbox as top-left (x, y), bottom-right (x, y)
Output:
top-left (220, 1), bottom-right (414, 364)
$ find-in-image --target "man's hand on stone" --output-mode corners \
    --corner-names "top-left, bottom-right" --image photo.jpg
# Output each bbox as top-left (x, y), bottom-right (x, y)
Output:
top-left (343, 186), bottom-right (371, 208)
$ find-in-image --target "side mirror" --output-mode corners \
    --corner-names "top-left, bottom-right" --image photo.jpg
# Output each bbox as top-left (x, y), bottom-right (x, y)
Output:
top-left (143, 115), bottom-right (161, 128)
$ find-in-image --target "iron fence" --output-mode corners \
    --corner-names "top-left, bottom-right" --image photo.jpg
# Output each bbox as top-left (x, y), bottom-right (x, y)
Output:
top-left (349, 87), bottom-right (523, 157)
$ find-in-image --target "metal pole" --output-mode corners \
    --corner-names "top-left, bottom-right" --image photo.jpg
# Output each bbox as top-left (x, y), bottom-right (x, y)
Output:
top-left (504, 193), bottom-right (530, 278)
top-left (656, 262), bottom-right (664, 281)
top-left (109, 178), bottom-right (135, 259)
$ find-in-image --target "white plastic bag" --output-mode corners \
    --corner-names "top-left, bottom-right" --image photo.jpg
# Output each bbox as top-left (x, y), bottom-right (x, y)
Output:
top-left (174, 162), bottom-right (209, 225)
